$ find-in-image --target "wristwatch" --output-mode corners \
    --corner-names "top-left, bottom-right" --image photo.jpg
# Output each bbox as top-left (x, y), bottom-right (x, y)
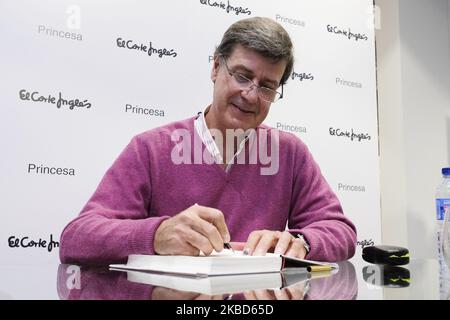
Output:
top-left (295, 233), bottom-right (311, 253)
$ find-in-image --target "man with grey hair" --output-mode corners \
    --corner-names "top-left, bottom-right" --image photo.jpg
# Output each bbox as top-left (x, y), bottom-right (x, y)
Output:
top-left (60, 17), bottom-right (357, 265)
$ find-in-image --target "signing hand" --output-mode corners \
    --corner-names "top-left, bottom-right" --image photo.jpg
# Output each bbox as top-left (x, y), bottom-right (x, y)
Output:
top-left (154, 204), bottom-right (230, 256)
top-left (244, 230), bottom-right (307, 259)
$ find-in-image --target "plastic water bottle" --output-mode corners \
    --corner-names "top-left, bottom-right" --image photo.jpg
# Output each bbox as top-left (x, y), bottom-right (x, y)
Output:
top-left (436, 167), bottom-right (450, 300)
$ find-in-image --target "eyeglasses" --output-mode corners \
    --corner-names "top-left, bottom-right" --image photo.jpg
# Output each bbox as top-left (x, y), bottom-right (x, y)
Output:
top-left (220, 57), bottom-right (283, 103)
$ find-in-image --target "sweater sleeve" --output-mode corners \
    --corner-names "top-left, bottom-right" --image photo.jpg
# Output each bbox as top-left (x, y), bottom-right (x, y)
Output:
top-left (287, 141), bottom-right (357, 262)
top-left (59, 135), bottom-right (169, 265)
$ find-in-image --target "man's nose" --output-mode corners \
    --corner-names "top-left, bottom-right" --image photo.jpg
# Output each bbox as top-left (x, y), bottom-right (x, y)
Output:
top-left (240, 85), bottom-right (259, 103)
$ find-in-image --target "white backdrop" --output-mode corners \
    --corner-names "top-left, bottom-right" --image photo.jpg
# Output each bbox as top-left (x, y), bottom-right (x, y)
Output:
top-left (0, 0), bottom-right (380, 265)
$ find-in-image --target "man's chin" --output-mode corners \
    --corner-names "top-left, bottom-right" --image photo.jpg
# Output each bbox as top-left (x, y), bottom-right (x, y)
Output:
top-left (225, 113), bottom-right (257, 129)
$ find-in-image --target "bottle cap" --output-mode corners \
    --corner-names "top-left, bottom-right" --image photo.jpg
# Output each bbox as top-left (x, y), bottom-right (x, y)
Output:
top-left (362, 245), bottom-right (409, 265)
top-left (442, 168), bottom-right (450, 176)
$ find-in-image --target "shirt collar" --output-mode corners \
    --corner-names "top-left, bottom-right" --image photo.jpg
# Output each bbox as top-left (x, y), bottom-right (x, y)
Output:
top-left (194, 106), bottom-right (255, 168)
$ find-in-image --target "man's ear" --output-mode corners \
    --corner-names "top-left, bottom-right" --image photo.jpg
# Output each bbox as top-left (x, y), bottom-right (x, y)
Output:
top-left (211, 56), bottom-right (220, 83)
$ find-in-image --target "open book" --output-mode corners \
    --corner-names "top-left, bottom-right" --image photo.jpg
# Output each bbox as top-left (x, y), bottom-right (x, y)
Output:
top-left (112, 267), bottom-right (333, 295)
top-left (109, 250), bottom-right (338, 277)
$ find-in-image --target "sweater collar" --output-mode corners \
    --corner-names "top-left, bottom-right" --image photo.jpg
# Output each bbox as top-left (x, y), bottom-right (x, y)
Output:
top-left (194, 106), bottom-right (255, 170)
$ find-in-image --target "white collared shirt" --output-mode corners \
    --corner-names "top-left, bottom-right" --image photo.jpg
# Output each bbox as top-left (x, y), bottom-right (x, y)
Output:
top-left (194, 108), bottom-right (254, 172)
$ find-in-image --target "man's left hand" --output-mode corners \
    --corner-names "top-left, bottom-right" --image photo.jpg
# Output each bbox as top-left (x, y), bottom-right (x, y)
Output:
top-left (243, 230), bottom-right (307, 258)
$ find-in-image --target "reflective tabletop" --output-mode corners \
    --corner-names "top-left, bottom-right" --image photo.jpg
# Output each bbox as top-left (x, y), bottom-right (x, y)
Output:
top-left (0, 256), bottom-right (446, 300)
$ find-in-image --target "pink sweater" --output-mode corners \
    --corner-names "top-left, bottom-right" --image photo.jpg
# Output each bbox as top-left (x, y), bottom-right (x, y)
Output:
top-left (60, 116), bottom-right (356, 264)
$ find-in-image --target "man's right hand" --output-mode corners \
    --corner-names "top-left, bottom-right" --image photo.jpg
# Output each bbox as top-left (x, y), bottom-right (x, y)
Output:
top-left (153, 204), bottom-right (230, 256)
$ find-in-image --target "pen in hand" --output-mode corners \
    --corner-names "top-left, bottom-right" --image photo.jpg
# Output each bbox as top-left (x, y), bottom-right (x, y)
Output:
top-left (224, 242), bottom-right (235, 253)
